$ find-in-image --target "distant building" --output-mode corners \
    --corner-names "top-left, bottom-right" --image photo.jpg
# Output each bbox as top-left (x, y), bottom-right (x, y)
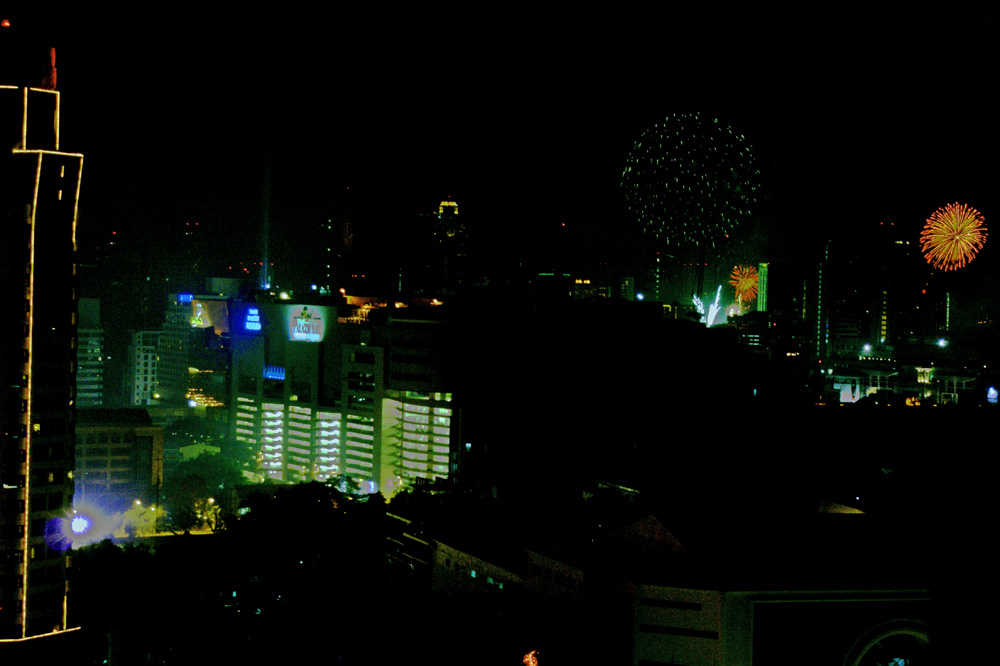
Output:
top-left (74, 409), bottom-right (163, 512)
top-left (229, 296), bottom-right (459, 495)
top-left (76, 299), bottom-right (103, 408)
top-left (126, 330), bottom-right (160, 405)
top-left (756, 262), bottom-right (768, 312)
top-left (156, 294), bottom-right (191, 403)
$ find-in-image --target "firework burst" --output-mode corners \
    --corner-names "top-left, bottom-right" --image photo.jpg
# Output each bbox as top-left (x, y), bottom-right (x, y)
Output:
top-left (621, 113), bottom-right (759, 249)
top-left (729, 265), bottom-right (759, 303)
top-left (920, 202), bottom-right (987, 271)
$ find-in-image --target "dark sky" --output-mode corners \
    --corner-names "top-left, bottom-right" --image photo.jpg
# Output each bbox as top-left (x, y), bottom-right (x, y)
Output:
top-left (12, 10), bottom-right (997, 294)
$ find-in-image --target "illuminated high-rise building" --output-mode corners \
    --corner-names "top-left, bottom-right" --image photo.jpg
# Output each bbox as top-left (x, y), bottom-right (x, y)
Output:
top-left (0, 23), bottom-right (82, 641)
top-left (229, 297), bottom-right (458, 495)
top-left (757, 263), bottom-right (768, 312)
top-left (127, 331), bottom-right (160, 406)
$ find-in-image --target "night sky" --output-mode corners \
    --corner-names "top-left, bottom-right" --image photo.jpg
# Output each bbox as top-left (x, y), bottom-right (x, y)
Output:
top-left (12, 11), bottom-right (998, 302)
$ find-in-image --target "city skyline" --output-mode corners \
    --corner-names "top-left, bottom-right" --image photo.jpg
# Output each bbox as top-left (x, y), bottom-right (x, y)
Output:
top-left (3, 15), bottom-right (993, 662)
top-left (10, 11), bottom-right (992, 299)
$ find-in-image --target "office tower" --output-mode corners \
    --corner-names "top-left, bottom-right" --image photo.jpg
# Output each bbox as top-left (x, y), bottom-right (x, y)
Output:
top-left (0, 27), bottom-right (82, 640)
top-left (229, 297), bottom-right (458, 494)
top-left (76, 299), bottom-right (103, 408)
top-left (127, 331), bottom-right (160, 406)
top-left (431, 199), bottom-right (468, 294)
top-left (74, 409), bottom-right (163, 512)
top-left (757, 263), bottom-right (768, 312)
top-left (156, 294), bottom-right (192, 403)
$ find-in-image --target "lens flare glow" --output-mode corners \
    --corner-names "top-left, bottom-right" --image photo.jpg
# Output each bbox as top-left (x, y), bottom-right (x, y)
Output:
top-left (70, 515), bottom-right (91, 534)
top-left (919, 202), bottom-right (987, 271)
top-left (44, 505), bottom-right (113, 550)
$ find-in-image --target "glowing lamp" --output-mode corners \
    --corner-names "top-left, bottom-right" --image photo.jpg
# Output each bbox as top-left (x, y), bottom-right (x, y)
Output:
top-left (70, 516), bottom-right (90, 535)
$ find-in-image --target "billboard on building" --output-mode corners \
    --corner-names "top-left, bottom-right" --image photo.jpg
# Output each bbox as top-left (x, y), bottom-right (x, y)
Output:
top-left (189, 299), bottom-right (230, 336)
top-left (285, 305), bottom-right (328, 342)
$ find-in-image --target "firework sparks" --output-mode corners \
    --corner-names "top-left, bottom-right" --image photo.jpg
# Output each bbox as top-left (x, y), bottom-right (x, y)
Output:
top-left (920, 202), bottom-right (987, 271)
top-left (729, 265), bottom-right (759, 303)
top-left (621, 113), bottom-right (759, 249)
top-left (693, 286), bottom-right (723, 327)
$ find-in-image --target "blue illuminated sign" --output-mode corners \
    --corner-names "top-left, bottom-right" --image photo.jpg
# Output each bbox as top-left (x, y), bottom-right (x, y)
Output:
top-left (178, 293), bottom-right (193, 303)
top-left (245, 307), bottom-right (262, 331)
top-left (264, 365), bottom-right (285, 380)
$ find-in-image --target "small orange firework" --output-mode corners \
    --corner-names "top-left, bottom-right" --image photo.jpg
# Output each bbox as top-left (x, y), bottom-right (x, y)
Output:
top-left (729, 265), bottom-right (759, 303)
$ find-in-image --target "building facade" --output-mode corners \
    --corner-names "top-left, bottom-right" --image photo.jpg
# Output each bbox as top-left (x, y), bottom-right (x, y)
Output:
top-left (229, 297), bottom-right (459, 495)
top-left (75, 298), bottom-right (103, 408)
top-left (0, 39), bottom-right (82, 640)
top-left (127, 330), bottom-right (160, 406)
top-left (74, 409), bottom-right (163, 512)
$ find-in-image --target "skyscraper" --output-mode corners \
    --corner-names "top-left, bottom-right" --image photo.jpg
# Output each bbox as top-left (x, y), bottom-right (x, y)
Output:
top-left (1, 24), bottom-right (83, 640)
top-left (75, 299), bottom-right (103, 408)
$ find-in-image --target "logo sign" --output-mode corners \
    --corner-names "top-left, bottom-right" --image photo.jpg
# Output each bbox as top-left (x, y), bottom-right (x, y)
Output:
top-left (245, 307), bottom-right (262, 331)
top-left (288, 305), bottom-right (326, 342)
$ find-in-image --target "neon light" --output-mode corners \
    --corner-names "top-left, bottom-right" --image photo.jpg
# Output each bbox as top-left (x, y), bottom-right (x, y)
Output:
top-left (21, 151), bottom-right (42, 635)
top-left (245, 306), bottom-right (262, 331)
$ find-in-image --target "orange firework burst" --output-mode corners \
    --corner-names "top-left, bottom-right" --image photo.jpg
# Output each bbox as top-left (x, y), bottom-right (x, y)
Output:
top-left (729, 265), bottom-right (758, 302)
top-left (920, 202), bottom-right (987, 271)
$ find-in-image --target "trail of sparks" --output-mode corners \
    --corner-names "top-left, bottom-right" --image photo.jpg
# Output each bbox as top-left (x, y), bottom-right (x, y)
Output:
top-left (693, 286), bottom-right (723, 327)
top-left (920, 202), bottom-right (987, 271)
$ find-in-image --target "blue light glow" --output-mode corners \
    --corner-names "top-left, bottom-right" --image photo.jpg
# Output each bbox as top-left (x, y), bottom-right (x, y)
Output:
top-left (264, 365), bottom-right (285, 380)
top-left (178, 293), bottom-right (193, 303)
top-left (70, 515), bottom-right (90, 534)
top-left (245, 307), bottom-right (262, 331)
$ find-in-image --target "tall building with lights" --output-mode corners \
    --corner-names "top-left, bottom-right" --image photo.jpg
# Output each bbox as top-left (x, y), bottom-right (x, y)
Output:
top-left (75, 299), bottom-right (103, 408)
top-left (756, 263), bottom-right (768, 312)
top-left (0, 26), bottom-right (82, 641)
top-left (127, 331), bottom-right (160, 406)
top-left (229, 297), bottom-right (458, 496)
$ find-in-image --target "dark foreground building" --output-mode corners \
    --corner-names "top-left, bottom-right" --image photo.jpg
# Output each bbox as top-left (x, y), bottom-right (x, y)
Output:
top-left (0, 22), bottom-right (83, 643)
